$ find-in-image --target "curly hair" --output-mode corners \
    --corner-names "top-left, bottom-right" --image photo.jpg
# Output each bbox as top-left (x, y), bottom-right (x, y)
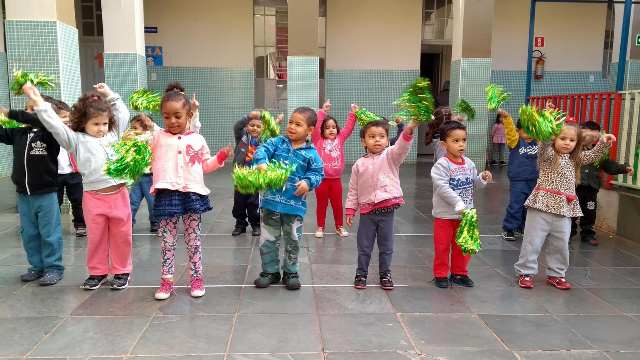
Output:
top-left (69, 92), bottom-right (115, 133)
top-left (161, 90), bottom-right (191, 113)
top-left (165, 81), bottom-right (185, 94)
top-left (130, 113), bottom-right (155, 131)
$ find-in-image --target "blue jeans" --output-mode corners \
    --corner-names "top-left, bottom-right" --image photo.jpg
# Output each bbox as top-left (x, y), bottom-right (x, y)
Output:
top-left (130, 174), bottom-right (157, 226)
top-left (502, 179), bottom-right (537, 232)
top-left (17, 192), bottom-right (64, 272)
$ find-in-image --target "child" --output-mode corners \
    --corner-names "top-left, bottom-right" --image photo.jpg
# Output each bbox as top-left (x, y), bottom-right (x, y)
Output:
top-left (501, 111), bottom-right (538, 241)
top-left (231, 110), bottom-right (263, 237)
top-left (431, 121), bottom-right (492, 289)
top-left (312, 100), bottom-right (356, 238)
top-left (253, 107), bottom-right (323, 290)
top-left (389, 116), bottom-right (406, 146)
top-left (490, 114), bottom-right (506, 166)
top-left (0, 99), bottom-right (64, 286)
top-left (152, 90), bottom-right (231, 300)
top-left (345, 119), bottom-right (418, 290)
top-left (127, 114), bottom-right (159, 234)
top-left (26, 82), bottom-right (133, 290)
top-left (571, 121), bottom-right (632, 246)
top-left (51, 98), bottom-right (86, 237)
top-left (515, 123), bottom-right (615, 290)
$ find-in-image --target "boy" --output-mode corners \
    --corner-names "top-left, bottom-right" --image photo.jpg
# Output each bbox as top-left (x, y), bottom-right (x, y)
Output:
top-left (572, 121), bottom-right (633, 246)
top-left (501, 110), bottom-right (539, 241)
top-left (252, 107), bottom-right (323, 290)
top-left (431, 121), bottom-right (492, 288)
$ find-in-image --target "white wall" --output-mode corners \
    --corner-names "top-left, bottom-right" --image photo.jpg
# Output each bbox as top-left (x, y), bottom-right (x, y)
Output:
top-left (326, 0), bottom-right (422, 70)
top-left (143, 0), bottom-right (253, 68)
top-left (452, 0), bottom-right (494, 60)
top-left (103, 0), bottom-right (145, 55)
top-left (491, 0), bottom-right (607, 71)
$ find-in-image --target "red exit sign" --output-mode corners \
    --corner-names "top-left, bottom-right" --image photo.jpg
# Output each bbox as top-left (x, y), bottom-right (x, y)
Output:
top-left (535, 36), bottom-right (545, 47)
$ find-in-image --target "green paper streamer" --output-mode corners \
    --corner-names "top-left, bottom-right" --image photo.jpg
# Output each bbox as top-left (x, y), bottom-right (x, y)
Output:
top-left (485, 83), bottom-right (511, 111)
top-left (354, 108), bottom-right (383, 127)
top-left (456, 209), bottom-right (481, 255)
top-left (129, 89), bottom-right (162, 113)
top-left (519, 105), bottom-right (565, 142)
top-left (0, 113), bottom-right (25, 128)
top-left (394, 77), bottom-right (435, 123)
top-left (260, 110), bottom-right (280, 141)
top-left (232, 161), bottom-right (296, 194)
top-left (453, 99), bottom-right (476, 120)
top-left (11, 69), bottom-right (55, 95)
top-left (104, 137), bottom-right (152, 183)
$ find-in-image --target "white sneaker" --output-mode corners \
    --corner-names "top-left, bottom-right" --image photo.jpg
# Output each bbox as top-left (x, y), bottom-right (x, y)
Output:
top-left (336, 227), bottom-right (349, 237)
top-left (315, 227), bottom-right (324, 238)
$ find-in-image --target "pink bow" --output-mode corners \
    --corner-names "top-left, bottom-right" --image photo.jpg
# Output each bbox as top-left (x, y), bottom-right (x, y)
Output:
top-left (186, 144), bottom-right (204, 166)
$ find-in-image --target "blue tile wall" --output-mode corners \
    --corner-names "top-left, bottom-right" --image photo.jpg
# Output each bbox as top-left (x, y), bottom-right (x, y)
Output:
top-left (105, 53), bottom-right (147, 109)
top-left (610, 60), bottom-right (640, 91)
top-left (325, 69), bottom-right (420, 163)
top-left (57, 22), bottom-right (81, 106)
top-left (147, 66), bottom-right (254, 149)
top-left (0, 53), bottom-right (11, 176)
top-left (288, 57), bottom-right (319, 117)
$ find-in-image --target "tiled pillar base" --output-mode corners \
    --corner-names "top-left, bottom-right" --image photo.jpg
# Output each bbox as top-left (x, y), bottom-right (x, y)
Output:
top-left (287, 56), bottom-right (319, 119)
top-left (104, 53), bottom-right (147, 109)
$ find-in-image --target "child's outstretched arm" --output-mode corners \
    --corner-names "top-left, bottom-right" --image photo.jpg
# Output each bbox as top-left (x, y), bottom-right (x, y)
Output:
top-left (253, 136), bottom-right (278, 167)
top-left (233, 114), bottom-right (250, 146)
top-left (312, 100), bottom-right (331, 143)
top-left (390, 117), bottom-right (405, 146)
top-left (24, 84), bottom-right (78, 152)
top-left (601, 158), bottom-right (633, 176)
top-left (338, 104), bottom-right (357, 142)
top-left (502, 111), bottom-right (519, 149)
top-left (580, 134), bottom-right (615, 165)
top-left (431, 159), bottom-right (466, 213)
top-left (202, 144), bottom-right (232, 173)
top-left (94, 83), bottom-right (130, 136)
top-left (345, 163), bottom-right (359, 226)
top-left (190, 94), bottom-right (201, 133)
top-left (388, 119), bottom-right (418, 168)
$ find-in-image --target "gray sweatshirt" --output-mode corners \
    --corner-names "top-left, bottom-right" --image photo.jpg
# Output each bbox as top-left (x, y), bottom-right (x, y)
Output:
top-left (431, 156), bottom-right (487, 219)
top-left (34, 95), bottom-right (130, 191)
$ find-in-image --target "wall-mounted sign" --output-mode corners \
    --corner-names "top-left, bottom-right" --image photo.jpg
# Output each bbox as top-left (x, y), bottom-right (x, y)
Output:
top-left (144, 26), bottom-right (158, 34)
top-left (534, 36), bottom-right (544, 48)
top-left (145, 46), bottom-right (163, 66)
top-left (636, 33), bottom-right (640, 47)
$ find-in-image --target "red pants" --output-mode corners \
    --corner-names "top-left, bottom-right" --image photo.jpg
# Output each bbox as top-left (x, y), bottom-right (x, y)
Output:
top-left (83, 187), bottom-right (133, 275)
top-left (433, 218), bottom-right (471, 278)
top-left (315, 178), bottom-right (343, 228)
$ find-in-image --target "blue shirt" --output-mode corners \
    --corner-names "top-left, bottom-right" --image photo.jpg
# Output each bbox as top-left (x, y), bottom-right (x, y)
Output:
top-left (508, 138), bottom-right (539, 181)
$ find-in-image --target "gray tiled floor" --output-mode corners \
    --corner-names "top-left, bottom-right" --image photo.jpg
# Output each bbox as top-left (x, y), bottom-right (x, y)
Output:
top-left (1, 162), bottom-right (640, 359)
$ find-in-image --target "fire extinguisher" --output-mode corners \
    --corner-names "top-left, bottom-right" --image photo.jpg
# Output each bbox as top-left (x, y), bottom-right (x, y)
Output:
top-left (533, 50), bottom-right (545, 80)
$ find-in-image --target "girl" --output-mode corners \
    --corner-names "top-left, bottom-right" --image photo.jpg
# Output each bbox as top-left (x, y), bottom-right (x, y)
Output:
top-left (152, 89), bottom-right (232, 300)
top-left (515, 123), bottom-right (615, 290)
top-left (424, 107), bottom-right (464, 162)
top-left (312, 100), bottom-right (356, 238)
top-left (345, 118), bottom-right (419, 290)
top-left (491, 114), bottom-right (506, 166)
top-left (26, 83), bottom-right (133, 290)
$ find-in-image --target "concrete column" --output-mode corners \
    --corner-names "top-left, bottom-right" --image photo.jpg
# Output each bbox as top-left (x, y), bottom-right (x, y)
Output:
top-left (102, 0), bottom-right (146, 104)
top-left (0, 6), bottom-right (10, 109)
top-left (5, 0), bottom-right (81, 108)
top-left (288, 0), bottom-right (319, 56)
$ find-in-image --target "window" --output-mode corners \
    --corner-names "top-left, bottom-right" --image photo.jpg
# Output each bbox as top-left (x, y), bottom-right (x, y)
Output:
top-left (76, 0), bottom-right (102, 37)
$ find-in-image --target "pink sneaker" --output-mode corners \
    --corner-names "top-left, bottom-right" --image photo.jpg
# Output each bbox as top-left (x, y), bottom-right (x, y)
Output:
top-left (154, 277), bottom-right (174, 300)
top-left (190, 276), bottom-right (206, 297)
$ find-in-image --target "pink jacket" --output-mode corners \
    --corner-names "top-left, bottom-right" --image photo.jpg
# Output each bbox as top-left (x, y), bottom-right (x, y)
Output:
top-left (150, 129), bottom-right (227, 195)
top-left (345, 130), bottom-right (414, 215)
top-left (492, 123), bottom-right (506, 144)
top-left (311, 110), bottom-right (356, 179)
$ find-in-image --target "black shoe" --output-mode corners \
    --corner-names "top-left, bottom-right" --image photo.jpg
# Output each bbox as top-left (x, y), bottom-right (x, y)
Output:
top-left (354, 274), bottom-right (367, 289)
top-left (254, 272), bottom-right (281, 288)
top-left (515, 231), bottom-right (524, 240)
top-left (380, 272), bottom-right (394, 290)
top-left (75, 226), bottom-right (87, 237)
top-left (111, 273), bottom-right (130, 290)
top-left (150, 223), bottom-right (159, 233)
top-left (450, 274), bottom-right (475, 287)
top-left (232, 226), bottom-right (246, 236)
top-left (251, 226), bottom-right (261, 237)
top-left (82, 275), bottom-right (108, 290)
top-left (434, 277), bottom-right (450, 288)
top-left (39, 271), bottom-right (63, 286)
top-left (20, 269), bottom-right (44, 282)
top-left (282, 272), bottom-right (301, 290)
top-left (502, 231), bottom-right (516, 241)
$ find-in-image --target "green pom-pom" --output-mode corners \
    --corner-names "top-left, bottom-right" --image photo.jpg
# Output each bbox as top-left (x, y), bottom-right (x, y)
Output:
top-left (11, 69), bottom-right (55, 95)
top-left (232, 161), bottom-right (296, 194)
top-left (453, 99), bottom-right (475, 120)
top-left (129, 89), bottom-right (162, 113)
top-left (486, 83), bottom-right (511, 111)
top-left (104, 137), bottom-right (152, 183)
top-left (354, 108), bottom-right (383, 127)
top-left (0, 113), bottom-right (25, 128)
top-left (260, 110), bottom-right (280, 141)
top-left (394, 77), bottom-right (435, 123)
top-left (456, 208), bottom-right (481, 255)
top-left (519, 105), bottom-right (565, 142)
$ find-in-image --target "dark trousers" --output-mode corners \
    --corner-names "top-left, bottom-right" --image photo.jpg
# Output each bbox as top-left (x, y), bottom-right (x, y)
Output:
top-left (356, 210), bottom-right (395, 276)
top-left (572, 185), bottom-right (597, 238)
top-left (502, 179), bottom-right (536, 232)
top-left (232, 190), bottom-right (260, 228)
top-left (57, 173), bottom-right (85, 228)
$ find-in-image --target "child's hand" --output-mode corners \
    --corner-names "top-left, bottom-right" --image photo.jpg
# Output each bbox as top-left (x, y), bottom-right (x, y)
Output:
top-left (394, 116), bottom-right (403, 125)
top-left (256, 164), bottom-right (267, 171)
top-left (346, 215), bottom-right (353, 227)
top-left (626, 166), bottom-right (634, 176)
top-left (294, 181), bottom-right (309, 196)
top-left (322, 100), bottom-right (331, 113)
top-left (351, 104), bottom-right (359, 113)
top-left (93, 83), bottom-right (114, 98)
top-left (497, 109), bottom-right (509, 118)
top-left (600, 134), bottom-right (616, 144)
top-left (191, 94), bottom-right (200, 112)
top-left (221, 144), bottom-right (233, 156)
top-left (406, 119), bottom-right (419, 130)
top-left (0, 106), bottom-right (8, 116)
top-left (22, 83), bottom-right (45, 107)
top-left (276, 114), bottom-right (284, 124)
top-left (480, 170), bottom-right (493, 183)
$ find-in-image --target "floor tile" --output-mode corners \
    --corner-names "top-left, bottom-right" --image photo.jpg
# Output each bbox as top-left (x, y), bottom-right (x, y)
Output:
top-left (387, 287), bottom-right (471, 313)
top-left (239, 286), bottom-right (316, 314)
top-left (558, 315), bottom-right (640, 351)
top-left (230, 314), bottom-right (322, 353)
top-left (72, 288), bottom-right (161, 316)
top-left (0, 317), bottom-right (61, 356)
top-left (319, 314), bottom-right (413, 352)
top-left (314, 286), bottom-right (394, 314)
top-left (587, 288), bottom-right (640, 314)
top-left (459, 286), bottom-right (549, 314)
top-left (515, 351), bottom-right (610, 359)
top-left (157, 287), bottom-right (241, 315)
top-left (0, 285), bottom-right (93, 317)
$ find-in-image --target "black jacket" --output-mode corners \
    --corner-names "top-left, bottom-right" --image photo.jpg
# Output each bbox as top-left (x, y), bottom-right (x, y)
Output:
top-left (0, 110), bottom-right (60, 194)
top-left (579, 144), bottom-right (628, 190)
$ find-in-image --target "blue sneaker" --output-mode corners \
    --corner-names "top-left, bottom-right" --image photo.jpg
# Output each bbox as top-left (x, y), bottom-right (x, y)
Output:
top-left (39, 271), bottom-right (64, 286)
top-left (20, 269), bottom-right (44, 282)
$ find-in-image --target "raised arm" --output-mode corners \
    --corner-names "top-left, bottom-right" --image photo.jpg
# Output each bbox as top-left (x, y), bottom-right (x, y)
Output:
top-left (312, 109), bottom-right (326, 143)
top-left (387, 120), bottom-right (417, 168)
top-left (94, 83), bottom-right (130, 136)
top-left (23, 84), bottom-right (78, 152)
top-left (339, 111), bottom-right (357, 142)
top-left (580, 140), bottom-right (611, 165)
top-left (190, 110), bottom-right (201, 134)
top-left (8, 110), bottom-right (42, 127)
top-left (503, 113), bottom-right (519, 149)
top-left (234, 115), bottom-right (250, 146)
top-left (390, 121), bottom-right (405, 146)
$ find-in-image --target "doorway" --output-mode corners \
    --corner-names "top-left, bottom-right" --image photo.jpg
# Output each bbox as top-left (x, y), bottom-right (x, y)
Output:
top-left (417, 52), bottom-right (441, 156)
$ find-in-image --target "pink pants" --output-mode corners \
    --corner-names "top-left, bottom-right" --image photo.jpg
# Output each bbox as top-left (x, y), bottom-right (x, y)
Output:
top-left (83, 187), bottom-right (133, 275)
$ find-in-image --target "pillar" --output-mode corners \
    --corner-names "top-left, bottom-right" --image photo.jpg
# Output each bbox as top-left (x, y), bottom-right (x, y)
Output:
top-left (102, 0), bottom-right (146, 105)
top-left (5, 0), bottom-right (81, 109)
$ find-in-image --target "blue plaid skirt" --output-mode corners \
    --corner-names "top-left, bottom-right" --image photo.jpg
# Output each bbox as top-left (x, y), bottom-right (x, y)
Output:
top-left (153, 189), bottom-right (212, 220)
